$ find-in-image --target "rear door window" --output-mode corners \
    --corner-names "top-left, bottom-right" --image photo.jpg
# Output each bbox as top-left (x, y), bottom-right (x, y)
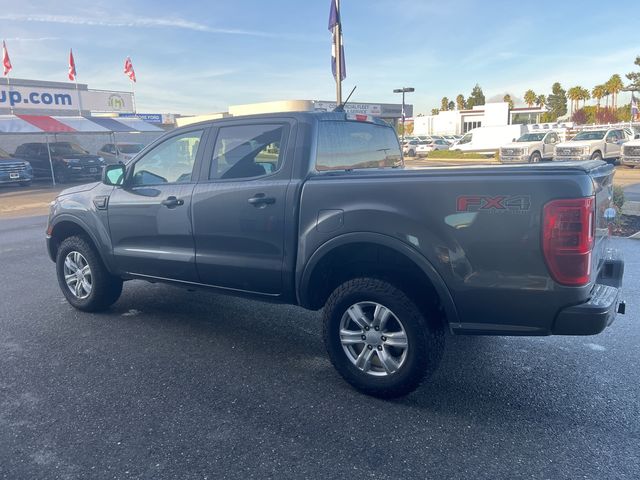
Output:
top-left (209, 124), bottom-right (286, 180)
top-left (316, 121), bottom-right (402, 171)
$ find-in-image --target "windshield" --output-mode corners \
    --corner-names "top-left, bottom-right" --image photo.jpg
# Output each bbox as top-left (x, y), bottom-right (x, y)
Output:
top-left (517, 133), bottom-right (545, 142)
top-left (50, 142), bottom-right (89, 155)
top-left (572, 131), bottom-right (606, 141)
top-left (118, 144), bottom-right (144, 154)
top-left (0, 147), bottom-right (11, 158)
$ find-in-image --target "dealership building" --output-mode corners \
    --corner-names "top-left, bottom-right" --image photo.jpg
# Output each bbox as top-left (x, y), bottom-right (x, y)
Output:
top-left (176, 99), bottom-right (413, 127)
top-left (413, 102), bottom-right (547, 136)
top-left (0, 77), bottom-right (167, 155)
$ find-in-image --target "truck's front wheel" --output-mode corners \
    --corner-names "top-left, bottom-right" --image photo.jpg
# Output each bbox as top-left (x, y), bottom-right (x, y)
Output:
top-left (323, 278), bottom-right (444, 398)
top-left (56, 235), bottom-right (123, 312)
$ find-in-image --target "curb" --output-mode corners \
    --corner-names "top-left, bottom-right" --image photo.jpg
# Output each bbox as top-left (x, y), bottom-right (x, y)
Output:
top-left (629, 231), bottom-right (640, 240)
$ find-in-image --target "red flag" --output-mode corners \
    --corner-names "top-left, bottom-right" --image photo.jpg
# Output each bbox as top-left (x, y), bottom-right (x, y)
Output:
top-left (68, 49), bottom-right (76, 81)
top-left (2, 41), bottom-right (12, 76)
top-left (124, 57), bottom-right (136, 82)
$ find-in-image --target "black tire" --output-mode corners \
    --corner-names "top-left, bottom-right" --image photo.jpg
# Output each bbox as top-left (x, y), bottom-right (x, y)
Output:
top-left (529, 152), bottom-right (541, 163)
top-left (323, 277), bottom-right (444, 398)
top-left (55, 235), bottom-right (123, 312)
top-left (408, 149), bottom-right (415, 157)
top-left (591, 151), bottom-right (603, 161)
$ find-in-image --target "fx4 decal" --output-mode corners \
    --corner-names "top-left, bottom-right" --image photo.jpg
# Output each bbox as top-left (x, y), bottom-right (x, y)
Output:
top-left (456, 195), bottom-right (531, 213)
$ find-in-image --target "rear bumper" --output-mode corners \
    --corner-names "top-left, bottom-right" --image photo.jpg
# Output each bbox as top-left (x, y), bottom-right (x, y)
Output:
top-left (553, 250), bottom-right (625, 335)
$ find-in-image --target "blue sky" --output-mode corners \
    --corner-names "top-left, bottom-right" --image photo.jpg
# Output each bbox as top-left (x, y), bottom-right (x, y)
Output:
top-left (0, 0), bottom-right (638, 115)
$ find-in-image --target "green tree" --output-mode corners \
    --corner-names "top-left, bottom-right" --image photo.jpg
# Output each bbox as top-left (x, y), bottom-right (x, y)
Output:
top-left (503, 94), bottom-right (514, 109)
top-left (626, 55), bottom-right (640, 88)
top-left (524, 89), bottom-right (536, 107)
top-left (592, 84), bottom-right (606, 110)
top-left (455, 94), bottom-right (466, 110)
top-left (431, 108), bottom-right (439, 115)
top-left (537, 94), bottom-right (546, 108)
top-left (547, 82), bottom-right (567, 120)
top-left (567, 86), bottom-right (581, 114)
top-left (447, 100), bottom-right (455, 111)
top-left (440, 97), bottom-right (449, 111)
top-left (467, 84), bottom-right (485, 109)
top-left (578, 87), bottom-right (591, 108)
top-left (606, 74), bottom-right (624, 109)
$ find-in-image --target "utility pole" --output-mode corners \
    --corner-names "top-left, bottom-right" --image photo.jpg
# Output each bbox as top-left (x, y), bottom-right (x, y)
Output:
top-left (393, 87), bottom-right (415, 143)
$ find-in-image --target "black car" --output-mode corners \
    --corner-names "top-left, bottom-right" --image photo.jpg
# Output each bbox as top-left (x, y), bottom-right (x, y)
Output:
top-left (14, 142), bottom-right (105, 183)
top-left (0, 146), bottom-right (33, 186)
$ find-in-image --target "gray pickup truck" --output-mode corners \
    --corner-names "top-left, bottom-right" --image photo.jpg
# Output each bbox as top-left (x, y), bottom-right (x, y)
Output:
top-left (46, 111), bottom-right (625, 398)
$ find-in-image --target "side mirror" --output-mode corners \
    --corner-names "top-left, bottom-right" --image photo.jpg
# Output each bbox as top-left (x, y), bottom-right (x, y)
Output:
top-left (102, 164), bottom-right (125, 186)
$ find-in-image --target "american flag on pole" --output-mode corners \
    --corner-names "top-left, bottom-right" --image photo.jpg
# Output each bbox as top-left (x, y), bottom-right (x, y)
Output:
top-left (124, 57), bottom-right (136, 82)
top-left (328, 0), bottom-right (346, 81)
top-left (68, 49), bottom-right (77, 81)
top-left (2, 41), bottom-right (12, 76)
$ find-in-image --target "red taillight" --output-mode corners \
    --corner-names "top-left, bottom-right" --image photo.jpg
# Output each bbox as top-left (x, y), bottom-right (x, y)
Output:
top-left (542, 197), bottom-right (595, 286)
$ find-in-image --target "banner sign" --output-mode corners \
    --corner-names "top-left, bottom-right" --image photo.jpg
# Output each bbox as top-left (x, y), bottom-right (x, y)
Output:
top-left (313, 100), bottom-right (412, 118)
top-left (0, 84), bottom-right (134, 113)
top-left (119, 113), bottom-right (163, 123)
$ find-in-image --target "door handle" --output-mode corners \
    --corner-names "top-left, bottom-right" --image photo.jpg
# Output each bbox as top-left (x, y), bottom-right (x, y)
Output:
top-left (161, 196), bottom-right (184, 208)
top-left (248, 193), bottom-right (276, 207)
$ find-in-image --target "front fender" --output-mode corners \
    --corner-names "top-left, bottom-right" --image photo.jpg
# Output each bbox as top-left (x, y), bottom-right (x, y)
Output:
top-left (48, 212), bottom-right (115, 273)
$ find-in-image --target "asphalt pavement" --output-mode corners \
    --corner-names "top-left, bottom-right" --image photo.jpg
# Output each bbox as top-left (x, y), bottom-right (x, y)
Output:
top-left (0, 215), bottom-right (639, 479)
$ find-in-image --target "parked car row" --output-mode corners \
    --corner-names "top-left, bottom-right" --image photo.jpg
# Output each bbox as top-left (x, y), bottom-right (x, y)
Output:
top-left (0, 142), bottom-right (146, 186)
top-left (401, 134), bottom-right (461, 157)
top-left (499, 127), bottom-right (640, 165)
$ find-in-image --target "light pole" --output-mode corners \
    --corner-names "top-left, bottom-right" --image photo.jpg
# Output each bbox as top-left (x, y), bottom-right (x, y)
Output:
top-left (393, 87), bottom-right (414, 143)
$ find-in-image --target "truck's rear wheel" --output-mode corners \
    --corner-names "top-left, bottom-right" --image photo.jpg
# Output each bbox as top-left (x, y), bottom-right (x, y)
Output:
top-left (323, 277), bottom-right (444, 398)
top-left (56, 235), bottom-right (123, 312)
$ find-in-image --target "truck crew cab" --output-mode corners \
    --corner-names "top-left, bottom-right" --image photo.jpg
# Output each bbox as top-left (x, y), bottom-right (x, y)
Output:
top-left (499, 130), bottom-right (560, 163)
top-left (46, 112), bottom-right (625, 398)
top-left (554, 128), bottom-right (626, 163)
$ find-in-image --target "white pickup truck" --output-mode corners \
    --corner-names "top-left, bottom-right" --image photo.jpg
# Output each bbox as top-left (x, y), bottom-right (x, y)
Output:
top-left (499, 131), bottom-right (560, 163)
top-left (554, 128), bottom-right (626, 163)
top-left (621, 139), bottom-right (640, 168)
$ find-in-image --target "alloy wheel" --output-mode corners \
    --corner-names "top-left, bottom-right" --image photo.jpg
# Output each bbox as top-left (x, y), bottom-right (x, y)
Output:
top-left (63, 251), bottom-right (93, 299)
top-left (339, 301), bottom-right (409, 376)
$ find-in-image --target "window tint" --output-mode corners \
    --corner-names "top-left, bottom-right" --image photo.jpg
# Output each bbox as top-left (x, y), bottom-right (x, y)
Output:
top-left (210, 124), bottom-right (285, 180)
top-left (131, 130), bottom-right (203, 186)
top-left (316, 121), bottom-right (401, 171)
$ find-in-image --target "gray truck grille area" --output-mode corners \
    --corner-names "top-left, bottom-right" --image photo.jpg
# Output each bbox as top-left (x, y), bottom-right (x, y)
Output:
top-left (0, 163), bottom-right (27, 174)
top-left (623, 146), bottom-right (640, 156)
top-left (556, 147), bottom-right (582, 156)
top-left (501, 148), bottom-right (523, 156)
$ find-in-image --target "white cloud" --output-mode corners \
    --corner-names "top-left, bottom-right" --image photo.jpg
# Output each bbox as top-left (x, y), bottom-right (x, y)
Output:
top-left (0, 13), bottom-right (281, 38)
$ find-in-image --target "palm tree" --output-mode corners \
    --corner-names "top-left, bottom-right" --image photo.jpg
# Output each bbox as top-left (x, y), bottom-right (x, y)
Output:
top-left (524, 89), bottom-right (536, 107)
top-left (455, 94), bottom-right (465, 110)
top-left (567, 86), bottom-right (582, 114)
top-left (592, 84), bottom-right (606, 110)
top-left (578, 87), bottom-right (591, 108)
top-left (537, 94), bottom-right (546, 108)
top-left (503, 94), bottom-right (513, 109)
top-left (440, 97), bottom-right (449, 111)
top-left (606, 74), bottom-right (624, 109)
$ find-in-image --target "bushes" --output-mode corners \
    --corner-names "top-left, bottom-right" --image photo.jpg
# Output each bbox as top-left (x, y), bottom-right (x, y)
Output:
top-left (612, 185), bottom-right (625, 210)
